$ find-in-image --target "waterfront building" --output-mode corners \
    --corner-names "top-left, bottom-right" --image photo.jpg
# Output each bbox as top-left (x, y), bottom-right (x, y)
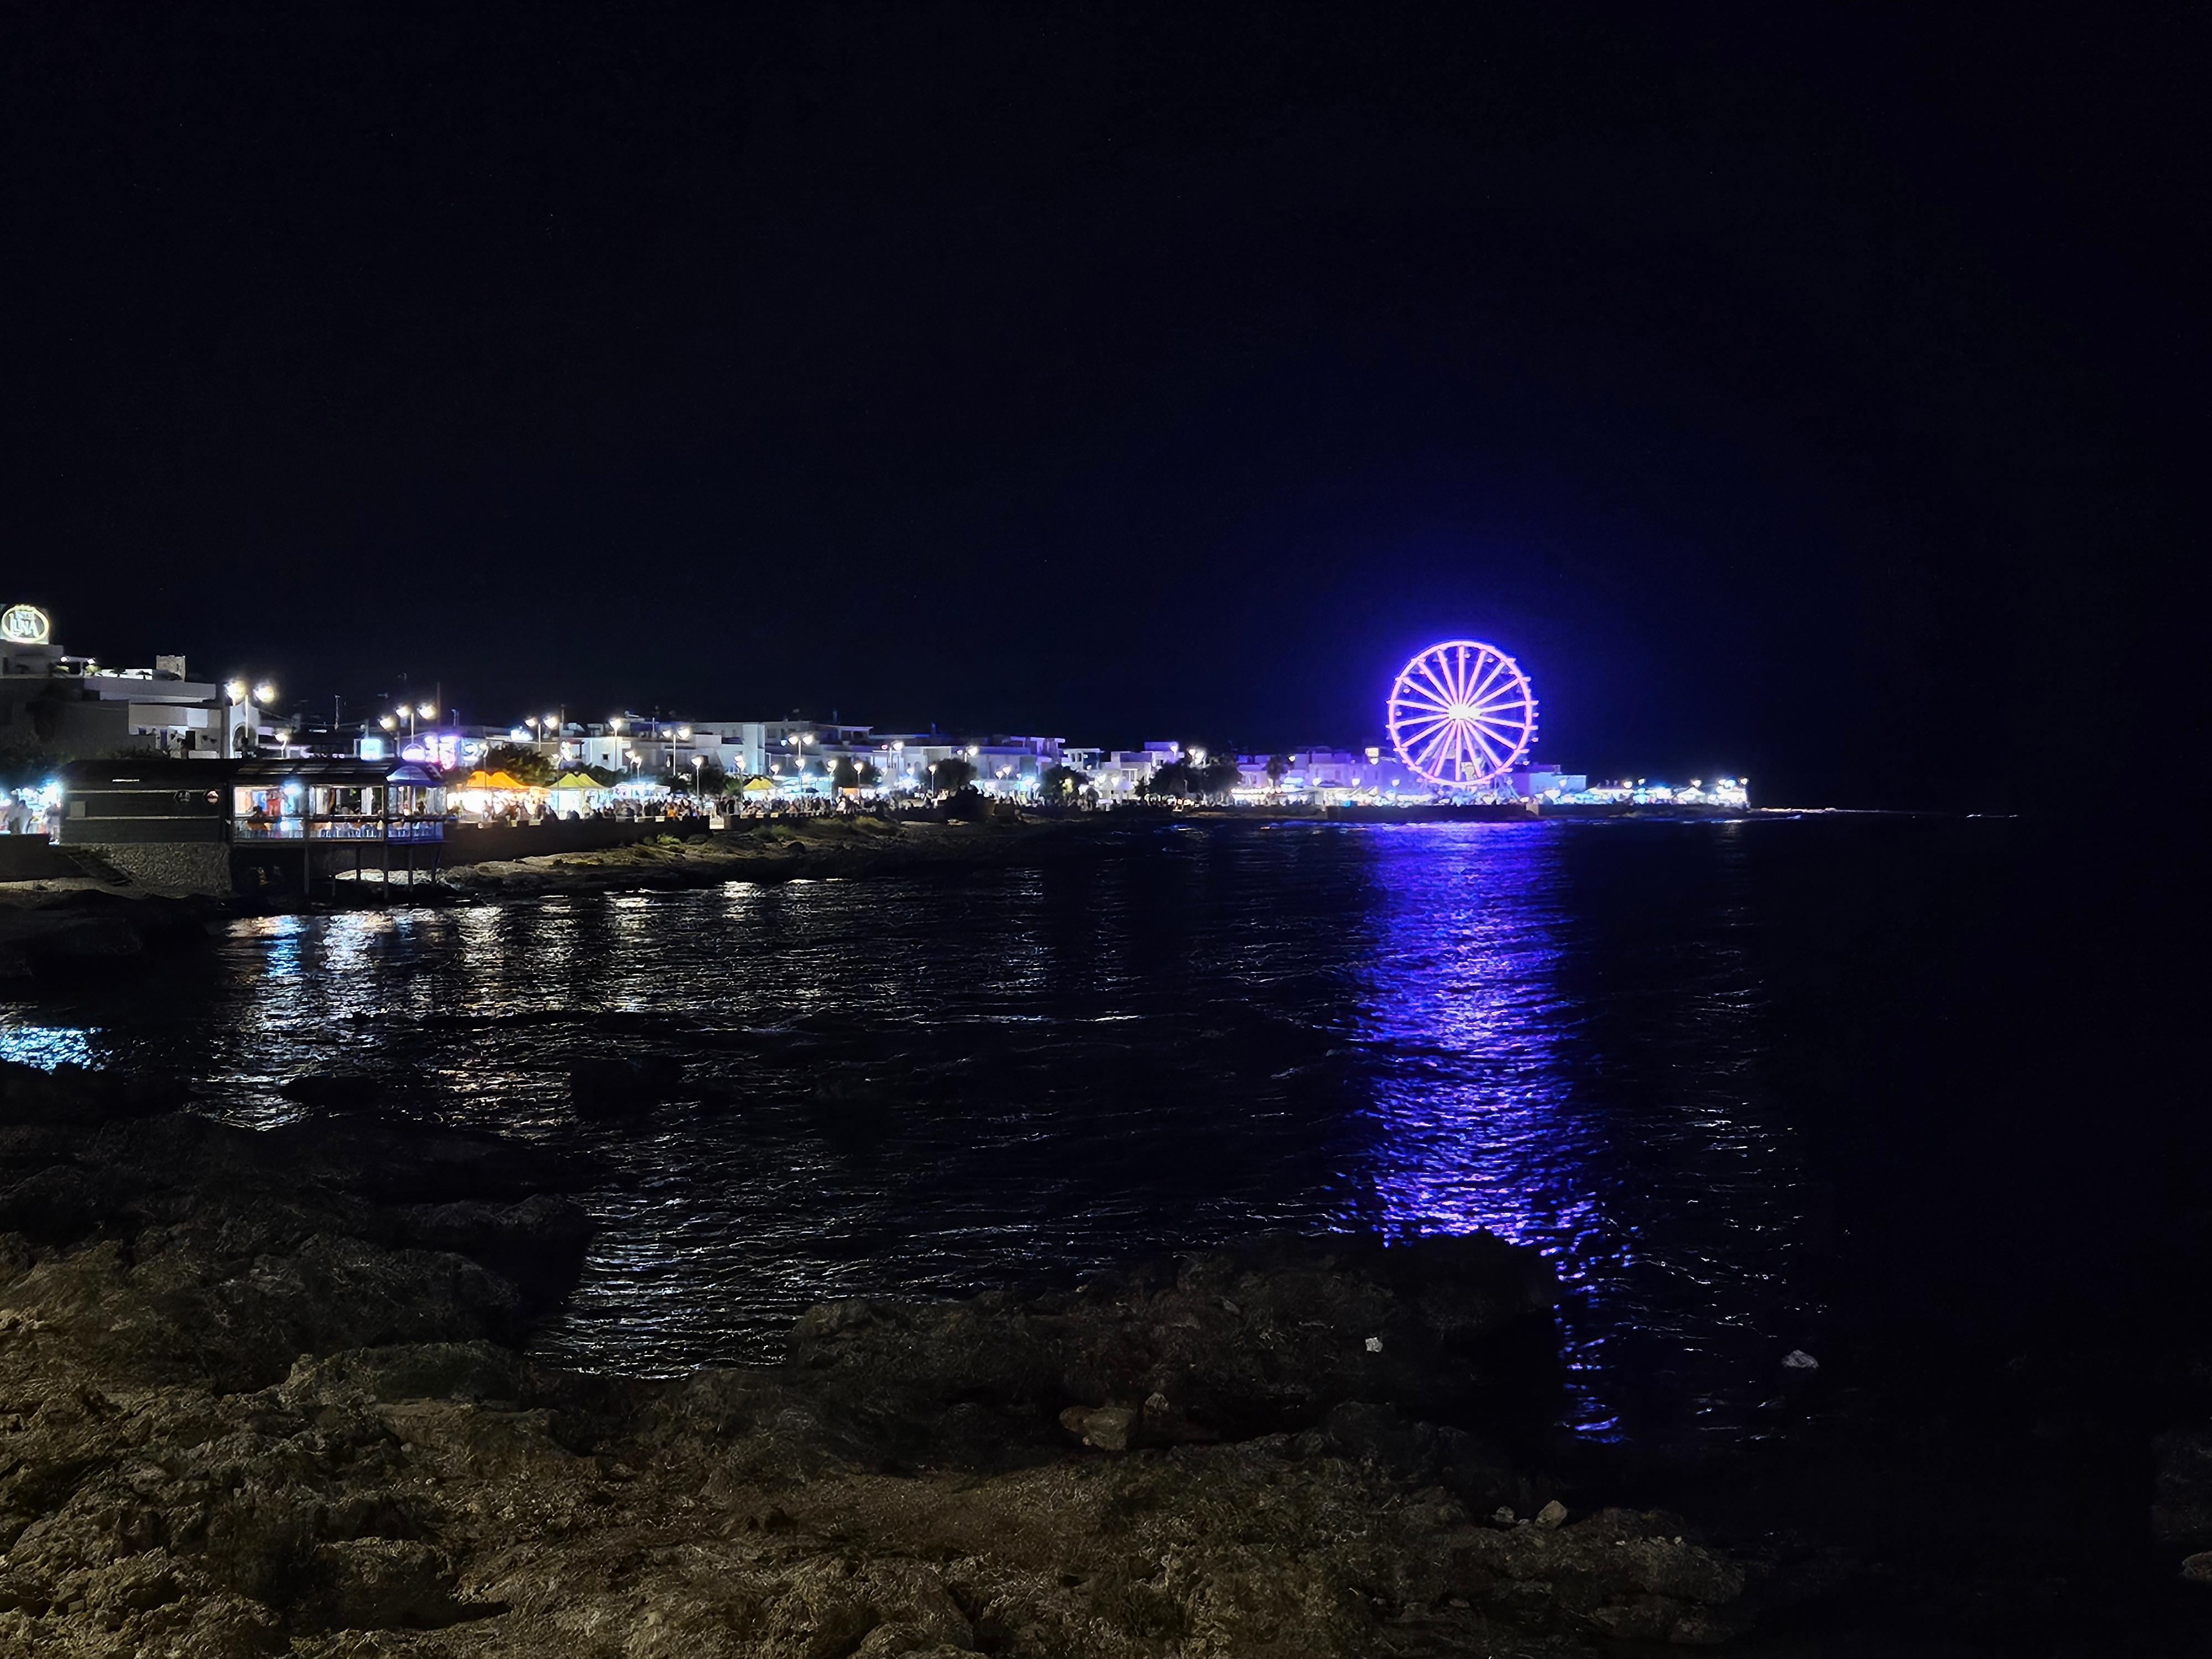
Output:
top-left (56, 755), bottom-right (446, 895)
top-left (1091, 742), bottom-right (1182, 798)
top-left (1511, 764), bottom-right (1590, 799)
top-left (1, 604), bottom-right (267, 760)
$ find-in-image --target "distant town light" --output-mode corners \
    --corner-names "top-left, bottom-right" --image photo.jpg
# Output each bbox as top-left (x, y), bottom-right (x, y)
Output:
top-left (254, 682), bottom-right (275, 704)
top-left (418, 703), bottom-right (437, 720)
top-left (226, 679), bottom-right (247, 704)
top-left (379, 714), bottom-right (397, 731)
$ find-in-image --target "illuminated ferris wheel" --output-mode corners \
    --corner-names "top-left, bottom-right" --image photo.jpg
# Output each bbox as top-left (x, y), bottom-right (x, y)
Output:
top-left (1386, 639), bottom-right (1538, 790)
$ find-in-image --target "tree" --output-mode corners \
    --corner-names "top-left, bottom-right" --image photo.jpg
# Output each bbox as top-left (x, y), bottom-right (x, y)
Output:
top-left (1194, 755), bottom-right (1243, 799)
top-left (1139, 759), bottom-right (1194, 798)
top-left (481, 742), bottom-right (556, 786)
top-left (932, 755), bottom-right (977, 794)
top-left (1266, 754), bottom-right (1292, 786)
top-left (690, 760), bottom-right (728, 795)
top-left (1039, 764), bottom-right (1091, 799)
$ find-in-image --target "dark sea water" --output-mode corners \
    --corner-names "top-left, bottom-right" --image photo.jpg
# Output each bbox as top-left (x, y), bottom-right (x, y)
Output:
top-left (0, 815), bottom-right (2163, 1451)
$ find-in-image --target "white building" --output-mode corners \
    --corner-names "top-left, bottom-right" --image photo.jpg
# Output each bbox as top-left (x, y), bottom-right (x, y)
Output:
top-left (1091, 741), bottom-right (1183, 798)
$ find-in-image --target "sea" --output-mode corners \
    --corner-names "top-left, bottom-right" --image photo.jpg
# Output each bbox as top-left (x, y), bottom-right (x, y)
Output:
top-left (0, 812), bottom-right (2172, 1451)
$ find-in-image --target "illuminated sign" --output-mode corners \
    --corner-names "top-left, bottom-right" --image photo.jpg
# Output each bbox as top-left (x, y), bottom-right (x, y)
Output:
top-left (1, 604), bottom-right (51, 645)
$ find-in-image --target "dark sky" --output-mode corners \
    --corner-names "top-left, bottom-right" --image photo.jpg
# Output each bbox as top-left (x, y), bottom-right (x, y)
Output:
top-left (2, 5), bottom-right (2201, 807)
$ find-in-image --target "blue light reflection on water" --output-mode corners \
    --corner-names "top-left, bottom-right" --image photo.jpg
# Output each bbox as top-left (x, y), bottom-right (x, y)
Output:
top-left (1339, 822), bottom-right (1809, 1437)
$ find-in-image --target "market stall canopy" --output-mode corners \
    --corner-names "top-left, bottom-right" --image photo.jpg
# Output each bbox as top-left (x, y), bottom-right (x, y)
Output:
top-left (459, 769), bottom-right (533, 791)
top-left (547, 771), bottom-right (606, 791)
top-left (741, 777), bottom-right (776, 795)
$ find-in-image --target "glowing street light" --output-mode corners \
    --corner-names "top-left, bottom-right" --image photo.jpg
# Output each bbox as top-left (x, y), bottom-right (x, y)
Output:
top-left (379, 714), bottom-right (398, 732)
top-left (254, 682), bottom-right (276, 705)
top-left (225, 679), bottom-right (247, 705)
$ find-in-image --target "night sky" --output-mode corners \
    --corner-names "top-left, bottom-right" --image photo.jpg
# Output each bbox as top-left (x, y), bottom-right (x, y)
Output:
top-left (3, 6), bottom-right (2201, 808)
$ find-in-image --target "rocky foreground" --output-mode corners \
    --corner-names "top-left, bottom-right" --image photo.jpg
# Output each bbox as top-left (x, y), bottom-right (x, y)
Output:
top-left (441, 815), bottom-right (1101, 900)
top-left (0, 1061), bottom-right (1764, 1658)
top-left (0, 886), bottom-right (210, 993)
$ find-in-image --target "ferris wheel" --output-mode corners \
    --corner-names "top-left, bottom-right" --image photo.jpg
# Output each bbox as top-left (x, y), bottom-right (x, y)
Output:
top-left (1386, 639), bottom-right (1538, 789)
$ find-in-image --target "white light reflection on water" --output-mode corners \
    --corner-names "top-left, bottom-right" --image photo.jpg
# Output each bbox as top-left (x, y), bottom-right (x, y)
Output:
top-left (0, 1021), bottom-right (95, 1070)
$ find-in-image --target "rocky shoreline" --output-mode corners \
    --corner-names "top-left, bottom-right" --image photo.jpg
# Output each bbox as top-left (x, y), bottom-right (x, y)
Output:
top-left (0, 1062), bottom-right (1772, 1657)
top-left (0, 886), bottom-right (213, 995)
top-left (5, 1060), bottom-right (2210, 1656)
top-left (439, 815), bottom-right (1106, 900)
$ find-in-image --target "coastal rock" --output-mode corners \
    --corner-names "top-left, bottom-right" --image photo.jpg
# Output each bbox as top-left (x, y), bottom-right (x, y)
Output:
top-left (0, 891), bottom-right (208, 993)
top-left (2153, 1424), bottom-right (2212, 1552)
top-left (0, 1069), bottom-right (1745, 1657)
top-left (786, 1230), bottom-right (1559, 1443)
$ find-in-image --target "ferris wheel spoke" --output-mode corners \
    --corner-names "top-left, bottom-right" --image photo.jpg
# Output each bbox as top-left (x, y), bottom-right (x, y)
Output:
top-left (1392, 684), bottom-right (1453, 718)
top-left (1468, 709), bottom-right (1527, 743)
top-left (1470, 693), bottom-right (1531, 729)
top-left (1468, 677), bottom-right (1526, 711)
top-left (1412, 660), bottom-right (1459, 709)
top-left (1463, 727), bottom-right (1509, 775)
top-left (1411, 723), bottom-right (1458, 772)
top-left (1451, 645), bottom-right (1484, 704)
top-left (1464, 653), bottom-right (1514, 706)
top-left (1398, 717), bottom-right (1451, 752)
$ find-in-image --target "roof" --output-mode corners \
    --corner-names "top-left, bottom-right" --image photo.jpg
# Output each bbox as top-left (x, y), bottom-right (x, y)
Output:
top-left (459, 769), bottom-right (535, 791)
top-left (548, 771), bottom-right (606, 791)
top-left (61, 757), bottom-right (442, 787)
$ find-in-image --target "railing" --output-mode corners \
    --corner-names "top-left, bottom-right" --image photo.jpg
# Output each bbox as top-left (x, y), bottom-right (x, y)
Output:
top-left (232, 817), bottom-right (446, 843)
